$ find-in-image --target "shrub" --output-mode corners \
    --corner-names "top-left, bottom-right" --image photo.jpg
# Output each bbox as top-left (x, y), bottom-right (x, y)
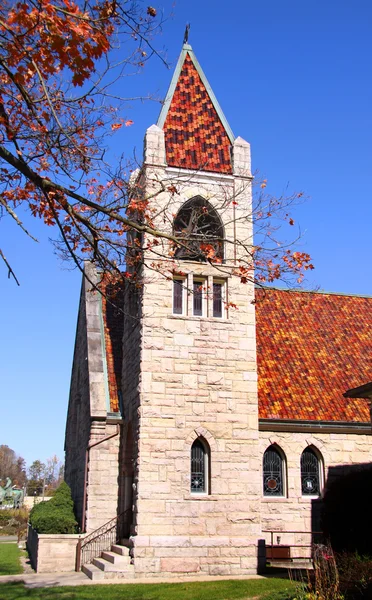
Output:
top-left (29, 482), bottom-right (77, 534)
top-left (0, 508), bottom-right (29, 538)
top-left (336, 553), bottom-right (372, 600)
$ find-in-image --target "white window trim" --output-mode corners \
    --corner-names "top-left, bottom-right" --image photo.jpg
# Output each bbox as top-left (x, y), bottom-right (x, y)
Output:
top-left (172, 277), bottom-right (187, 316)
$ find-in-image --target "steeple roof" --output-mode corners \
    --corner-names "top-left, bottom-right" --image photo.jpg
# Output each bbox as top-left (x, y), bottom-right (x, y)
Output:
top-left (157, 44), bottom-right (234, 174)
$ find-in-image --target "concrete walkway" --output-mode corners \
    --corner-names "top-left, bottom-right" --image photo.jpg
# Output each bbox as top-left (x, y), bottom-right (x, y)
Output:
top-left (0, 571), bottom-right (265, 588)
top-left (0, 536), bottom-right (18, 543)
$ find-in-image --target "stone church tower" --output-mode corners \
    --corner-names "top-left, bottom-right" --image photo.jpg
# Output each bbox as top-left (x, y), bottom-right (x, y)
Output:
top-left (66, 42), bottom-right (262, 578)
top-left (121, 43), bottom-right (261, 576)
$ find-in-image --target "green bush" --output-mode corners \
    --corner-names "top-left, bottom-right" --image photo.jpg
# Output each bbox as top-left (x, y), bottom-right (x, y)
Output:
top-left (29, 482), bottom-right (77, 534)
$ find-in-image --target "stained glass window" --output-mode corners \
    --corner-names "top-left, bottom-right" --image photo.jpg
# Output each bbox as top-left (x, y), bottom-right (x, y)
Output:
top-left (263, 446), bottom-right (285, 496)
top-left (191, 439), bottom-right (208, 494)
top-left (301, 448), bottom-right (321, 496)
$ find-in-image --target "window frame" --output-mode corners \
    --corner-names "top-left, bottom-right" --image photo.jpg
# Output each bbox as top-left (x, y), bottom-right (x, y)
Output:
top-left (263, 445), bottom-right (286, 498)
top-left (172, 277), bottom-right (187, 316)
top-left (190, 438), bottom-right (210, 495)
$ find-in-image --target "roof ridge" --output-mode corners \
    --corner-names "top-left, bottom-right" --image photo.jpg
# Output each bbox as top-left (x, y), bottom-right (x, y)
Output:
top-left (256, 286), bottom-right (372, 300)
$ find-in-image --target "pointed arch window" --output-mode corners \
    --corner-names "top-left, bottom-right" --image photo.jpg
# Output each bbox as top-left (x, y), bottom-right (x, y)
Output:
top-left (174, 197), bottom-right (224, 262)
top-left (191, 438), bottom-right (210, 494)
top-left (301, 447), bottom-right (322, 496)
top-left (263, 445), bottom-right (286, 497)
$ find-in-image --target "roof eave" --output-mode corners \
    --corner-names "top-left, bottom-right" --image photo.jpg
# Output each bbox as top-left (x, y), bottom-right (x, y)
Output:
top-left (259, 417), bottom-right (371, 434)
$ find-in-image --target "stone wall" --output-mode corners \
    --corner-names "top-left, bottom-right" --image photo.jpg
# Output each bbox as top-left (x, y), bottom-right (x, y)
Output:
top-left (27, 526), bottom-right (83, 573)
top-left (23, 496), bottom-right (52, 510)
top-left (259, 429), bottom-right (372, 555)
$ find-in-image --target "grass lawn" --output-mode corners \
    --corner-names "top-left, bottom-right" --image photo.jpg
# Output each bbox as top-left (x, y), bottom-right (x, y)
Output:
top-left (0, 543), bottom-right (23, 576)
top-left (0, 577), bottom-right (294, 600)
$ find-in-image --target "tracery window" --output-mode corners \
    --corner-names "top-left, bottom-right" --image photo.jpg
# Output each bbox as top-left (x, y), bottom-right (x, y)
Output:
top-left (174, 197), bottom-right (224, 261)
top-left (301, 447), bottom-right (322, 496)
top-left (191, 438), bottom-right (209, 494)
top-left (263, 445), bottom-right (285, 497)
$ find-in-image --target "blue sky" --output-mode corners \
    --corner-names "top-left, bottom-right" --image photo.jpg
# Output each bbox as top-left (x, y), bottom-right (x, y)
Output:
top-left (1, 0), bottom-right (372, 468)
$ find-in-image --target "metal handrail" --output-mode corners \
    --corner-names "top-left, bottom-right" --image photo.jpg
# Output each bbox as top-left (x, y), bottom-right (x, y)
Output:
top-left (75, 508), bottom-right (132, 571)
top-left (263, 529), bottom-right (325, 565)
top-left (262, 530), bottom-right (323, 534)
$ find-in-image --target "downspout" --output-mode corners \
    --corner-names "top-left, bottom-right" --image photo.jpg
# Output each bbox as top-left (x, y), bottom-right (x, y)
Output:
top-left (81, 423), bottom-right (120, 534)
top-left (76, 424), bottom-right (120, 572)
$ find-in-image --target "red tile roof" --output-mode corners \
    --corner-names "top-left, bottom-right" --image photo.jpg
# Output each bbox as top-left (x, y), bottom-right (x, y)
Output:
top-left (256, 289), bottom-right (372, 423)
top-left (101, 281), bottom-right (124, 413)
top-left (100, 284), bottom-right (371, 422)
top-left (162, 54), bottom-right (233, 174)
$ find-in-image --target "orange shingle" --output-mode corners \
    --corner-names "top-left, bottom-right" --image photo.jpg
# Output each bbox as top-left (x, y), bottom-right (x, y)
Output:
top-left (100, 280), bottom-right (124, 413)
top-left (162, 54), bottom-right (232, 174)
top-left (256, 289), bottom-right (371, 422)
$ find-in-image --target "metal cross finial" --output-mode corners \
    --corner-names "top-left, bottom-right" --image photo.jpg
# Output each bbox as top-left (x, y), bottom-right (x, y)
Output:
top-left (183, 23), bottom-right (190, 45)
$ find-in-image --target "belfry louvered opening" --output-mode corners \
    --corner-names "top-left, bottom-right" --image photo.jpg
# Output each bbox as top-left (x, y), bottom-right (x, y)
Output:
top-left (174, 197), bottom-right (224, 262)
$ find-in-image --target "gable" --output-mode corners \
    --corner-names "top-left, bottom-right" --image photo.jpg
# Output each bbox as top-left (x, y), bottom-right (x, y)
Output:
top-left (256, 289), bottom-right (372, 423)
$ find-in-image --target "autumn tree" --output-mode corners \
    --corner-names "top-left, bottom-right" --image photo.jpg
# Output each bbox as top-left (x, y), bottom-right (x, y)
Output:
top-left (0, 0), bottom-right (313, 290)
top-left (27, 455), bottom-right (63, 495)
top-left (0, 445), bottom-right (27, 487)
top-left (27, 459), bottom-right (46, 496)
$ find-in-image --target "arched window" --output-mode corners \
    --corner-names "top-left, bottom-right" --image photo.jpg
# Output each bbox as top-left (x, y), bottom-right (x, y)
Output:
top-left (301, 447), bottom-right (322, 496)
top-left (190, 438), bottom-right (210, 494)
top-left (263, 445), bottom-right (286, 497)
top-left (174, 196), bottom-right (224, 261)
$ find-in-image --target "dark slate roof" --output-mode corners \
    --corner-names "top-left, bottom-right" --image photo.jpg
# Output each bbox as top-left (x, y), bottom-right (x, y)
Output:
top-left (255, 288), bottom-right (372, 423)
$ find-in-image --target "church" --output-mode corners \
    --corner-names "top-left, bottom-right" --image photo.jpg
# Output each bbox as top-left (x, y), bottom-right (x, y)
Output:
top-left (65, 42), bottom-right (372, 580)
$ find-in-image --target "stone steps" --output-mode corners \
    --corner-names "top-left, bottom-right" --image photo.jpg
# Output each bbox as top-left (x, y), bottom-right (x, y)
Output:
top-left (267, 559), bottom-right (314, 570)
top-left (82, 540), bottom-right (135, 580)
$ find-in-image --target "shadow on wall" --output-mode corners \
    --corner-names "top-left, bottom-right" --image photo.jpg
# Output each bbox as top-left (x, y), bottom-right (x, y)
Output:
top-left (322, 462), bottom-right (372, 556)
